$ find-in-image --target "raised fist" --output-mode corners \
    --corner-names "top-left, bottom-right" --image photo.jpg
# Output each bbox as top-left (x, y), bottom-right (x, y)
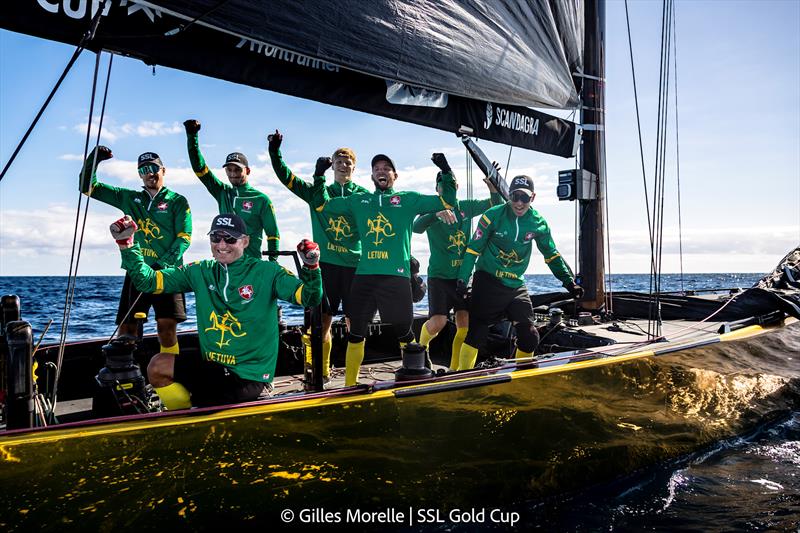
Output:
top-left (297, 239), bottom-right (320, 269)
top-left (92, 145), bottom-right (113, 163)
top-left (183, 119), bottom-right (201, 134)
top-left (110, 215), bottom-right (138, 247)
top-left (431, 153), bottom-right (451, 173)
top-left (315, 157), bottom-right (332, 177)
top-left (267, 129), bottom-right (283, 152)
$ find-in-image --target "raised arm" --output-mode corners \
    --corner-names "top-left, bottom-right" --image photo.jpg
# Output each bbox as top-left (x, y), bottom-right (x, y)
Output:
top-left (184, 119), bottom-right (225, 197)
top-left (273, 240), bottom-right (323, 306)
top-left (79, 146), bottom-right (125, 208)
top-left (112, 216), bottom-right (193, 294)
top-left (412, 154), bottom-right (458, 215)
top-left (311, 169), bottom-right (354, 217)
top-left (267, 130), bottom-right (317, 203)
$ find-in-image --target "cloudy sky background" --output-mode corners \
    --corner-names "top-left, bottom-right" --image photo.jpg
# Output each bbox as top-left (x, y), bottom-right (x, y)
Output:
top-left (1, 1), bottom-right (798, 279)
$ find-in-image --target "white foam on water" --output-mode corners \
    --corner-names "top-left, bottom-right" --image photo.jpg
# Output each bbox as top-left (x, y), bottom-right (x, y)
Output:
top-left (749, 478), bottom-right (784, 491)
top-left (662, 469), bottom-right (689, 510)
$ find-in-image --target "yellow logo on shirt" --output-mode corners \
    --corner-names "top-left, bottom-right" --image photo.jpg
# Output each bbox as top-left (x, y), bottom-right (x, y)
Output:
top-left (447, 230), bottom-right (467, 255)
top-left (137, 217), bottom-right (163, 243)
top-left (497, 249), bottom-right (524, 268)
top-left (326, 215), bottom-right (353, 242)
top-left (205, 310), bottom-right (247, 348)
top-left (366, 212), bottom-right (395, 246)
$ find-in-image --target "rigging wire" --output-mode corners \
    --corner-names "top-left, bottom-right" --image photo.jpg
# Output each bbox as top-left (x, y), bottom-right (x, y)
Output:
top-left (672, 6), bottom-right (685, 292)
top-left (0, 3), bottom-right (106, 182)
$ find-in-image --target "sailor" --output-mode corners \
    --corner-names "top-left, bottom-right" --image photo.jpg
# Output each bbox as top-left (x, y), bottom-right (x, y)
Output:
top-left (79, 146), bottom-right (191, 357)
top-left (455, 175), bottom-right (583, 370)
top-left (412, 171), bottom-right (503, 370)
top-left (313, 152), bottom-right (458, 385)
top-left (183, 119), bottom-right (280, 260)
top-left (267, 129), bottom-right (368, 380)
top-left (109, 213), bottom-right (322, 409)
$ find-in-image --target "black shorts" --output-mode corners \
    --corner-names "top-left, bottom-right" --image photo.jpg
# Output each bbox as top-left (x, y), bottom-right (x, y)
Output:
top-left (115, 273), bottom-right (187, 325)
top-left (469, 270), bottom-right (534, 325)
top-left (320, 261), bottom-right (356, 316)
top-left (427, 277), bottom-right (468, 317)
top-left (173, 351), bottom-right (267, 407)
top-left (348, 274), bottom-right (414, 341)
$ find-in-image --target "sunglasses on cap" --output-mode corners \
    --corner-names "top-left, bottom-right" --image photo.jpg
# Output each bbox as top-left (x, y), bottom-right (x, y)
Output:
top-left (510, 191), bottom-right (532, 203)
top-left (138, 163), bottom-right (161, 176)
top-left (209, 232), bottom-right (240, 244)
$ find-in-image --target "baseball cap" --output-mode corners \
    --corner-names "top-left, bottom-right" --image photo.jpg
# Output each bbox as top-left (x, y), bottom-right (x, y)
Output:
top-left (224, 152), bottom-right (249, 169)
top-left (137, 152), bottom-right (164, 168)
top-left (508, 175), bottom-right (534, 197)
top-left (371, 154), bottom-right (396, 172)
top-left (208, 213), bottom-right (248, 238)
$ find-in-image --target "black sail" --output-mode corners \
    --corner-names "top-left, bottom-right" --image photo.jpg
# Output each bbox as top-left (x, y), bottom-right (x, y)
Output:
top-left (1, 1), bottom-right (584, 156)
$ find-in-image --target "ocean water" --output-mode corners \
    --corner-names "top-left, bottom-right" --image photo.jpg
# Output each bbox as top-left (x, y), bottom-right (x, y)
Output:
top-left (1, 273), bottom-right (798, 531)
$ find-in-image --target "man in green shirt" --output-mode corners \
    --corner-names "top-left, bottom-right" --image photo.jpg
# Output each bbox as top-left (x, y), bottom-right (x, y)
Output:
top-left (183, 119), bottom-right (279, 260)
top-left (110, 213), bottom-right (322, 409)
top-left (455, 175), bottom-right (583, 370)
top-left (412, 172), bottom-right (502, 370)
top-left (268, 130), bottom-right (368, 380)
top-left (80, 146), bottom-right (192, 356)
top-left (313, 152), bottom-right (457, 385)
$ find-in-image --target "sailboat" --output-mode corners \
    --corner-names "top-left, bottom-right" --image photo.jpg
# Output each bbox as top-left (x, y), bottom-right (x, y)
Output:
top-left (1, 0), bottom-right (798, 529)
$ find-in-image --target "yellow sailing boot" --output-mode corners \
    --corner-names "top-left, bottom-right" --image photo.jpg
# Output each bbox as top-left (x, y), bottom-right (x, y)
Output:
top-left (458, 343), bottom-right (479, 370)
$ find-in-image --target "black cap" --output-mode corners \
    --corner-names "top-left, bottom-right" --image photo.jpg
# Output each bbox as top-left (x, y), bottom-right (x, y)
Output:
top-left (208, 213), bottom-right (248, 238)
top-left (508, 175), bottom-right (534, 196)
top-left (224, 152), bottom-right (249, 169)
top-left (371, 154), bottom-right (396, 172)
top-left (137, 152), bottom-right (163, 168)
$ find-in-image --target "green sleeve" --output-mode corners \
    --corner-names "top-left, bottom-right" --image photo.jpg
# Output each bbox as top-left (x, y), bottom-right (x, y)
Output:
top-left (534, 224), bottom-right (574, 286)
top-left (269, 148), bottom-right (315, 202)
top-left (412, 171), bottom-right (458, 215)
top-left (263, 198), bottom-right (280, 261)
top-left (273, 264), bottom-right (322, 307)
top-left (80, 150), bottom-right (124, 208)
top-left (458, 210), bottom-right (496, 283)
top-left (187, 132), bottom-right (225, 198)
top-left (460, 198), bottom-right (490, 218)
top-left (121, 245), bottom-right (193, 294)
top-left (313, 178), bottom-right (354, 217)
top-left (412, 213), bottom-right (437, 234)
top-left (159, 200), bottom-right (193, 267)
top-left (489, 192), bottom-right (504, 206)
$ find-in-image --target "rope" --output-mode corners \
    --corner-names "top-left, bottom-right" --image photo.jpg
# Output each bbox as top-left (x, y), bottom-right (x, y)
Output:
top-left (672, 6), bottom-right (685, 292)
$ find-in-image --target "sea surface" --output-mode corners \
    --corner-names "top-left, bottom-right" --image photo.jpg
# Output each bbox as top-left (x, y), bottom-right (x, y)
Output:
top-left (1, 273), bottom-right (798, 531)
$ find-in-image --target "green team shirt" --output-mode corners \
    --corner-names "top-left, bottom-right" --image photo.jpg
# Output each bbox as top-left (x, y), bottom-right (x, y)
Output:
top-left (186, 133), bottom-right (279, 260)
top-left (313, 173), bottom-right (458, 278)
top-left (412, 194), bottom-right (503, 279)
top-left (121, 244), bottom-right (322, 383)
top-left (458, 203), bottom-right (574, 289)
top-left (269, 148), bottom-right (368, 267)
top-left (80, 157), bottom-right (192, 268)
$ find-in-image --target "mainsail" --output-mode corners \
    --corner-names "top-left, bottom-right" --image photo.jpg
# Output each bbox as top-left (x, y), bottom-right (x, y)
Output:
top-left (2, 0), bottom-right (584, 157)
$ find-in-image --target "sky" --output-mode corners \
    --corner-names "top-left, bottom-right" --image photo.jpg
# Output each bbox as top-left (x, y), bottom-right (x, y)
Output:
top-left (1, 0), bottom-right (798, 278)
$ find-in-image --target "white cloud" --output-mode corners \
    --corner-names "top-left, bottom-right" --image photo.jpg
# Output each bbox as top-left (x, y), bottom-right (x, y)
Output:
top-left (73, 119), bottom-right (183, 143)
top-left (58, 153), bottom-right (84, 161)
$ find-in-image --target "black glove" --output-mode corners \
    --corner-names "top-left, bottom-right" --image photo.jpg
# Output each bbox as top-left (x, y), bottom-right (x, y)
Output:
top-left (92, 145), bottom-right (113, 163)
top-left (150, 262), bottom-right (162, 271)
top-left (566, 281), bottom-right (584, 299)
top-left (431, 153), bottom-right (451, 173)
top-left (267, 129), bottom-right (283, 152)
top-left (455, 279), bottom-right (469, 299)
top-left (183, 119), bottom-right (201, 135)
top-left (315, 157), bottom-right (332, 176)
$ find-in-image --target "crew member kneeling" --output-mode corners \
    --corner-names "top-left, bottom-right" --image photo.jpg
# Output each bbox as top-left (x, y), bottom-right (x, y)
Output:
top-left (110, 213), bottom-right (322, 409)
top-left (455, 176), bottom-right (583, 370)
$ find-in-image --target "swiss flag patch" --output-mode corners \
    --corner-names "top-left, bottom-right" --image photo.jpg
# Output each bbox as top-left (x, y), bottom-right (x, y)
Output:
top-left (238, 285), bottom-right (254, 300)
top-left (157, 201), bottom-right (168, 211)
top-left (474, 228), bottom-right (484, 240)
top-left (390, 195), bottom-right (401, 205)
top-left (242, 200), bottom-right (253, 211)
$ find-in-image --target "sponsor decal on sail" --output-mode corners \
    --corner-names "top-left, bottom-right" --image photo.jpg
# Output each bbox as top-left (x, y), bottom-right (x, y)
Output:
top-left (484, 102), bottom-right (540, 136)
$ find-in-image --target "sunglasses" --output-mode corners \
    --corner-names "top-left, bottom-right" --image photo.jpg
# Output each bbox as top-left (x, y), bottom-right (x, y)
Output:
top-left (138, 163), bottom-right (161, 176)
top-left (210, 233), bottom-right (240, 244)
top-left (510, 191), bottom-right (532, 203)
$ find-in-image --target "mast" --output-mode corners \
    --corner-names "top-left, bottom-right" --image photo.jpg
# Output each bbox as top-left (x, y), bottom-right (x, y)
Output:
top-left (578, 0), bottom-right (607, 310)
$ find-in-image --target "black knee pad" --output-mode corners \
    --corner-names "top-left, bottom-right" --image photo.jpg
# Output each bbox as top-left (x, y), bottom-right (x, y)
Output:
top-left (348, 333), bottom-right (365, 344)
top-left (515, 322), bottom-right (540, 353)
